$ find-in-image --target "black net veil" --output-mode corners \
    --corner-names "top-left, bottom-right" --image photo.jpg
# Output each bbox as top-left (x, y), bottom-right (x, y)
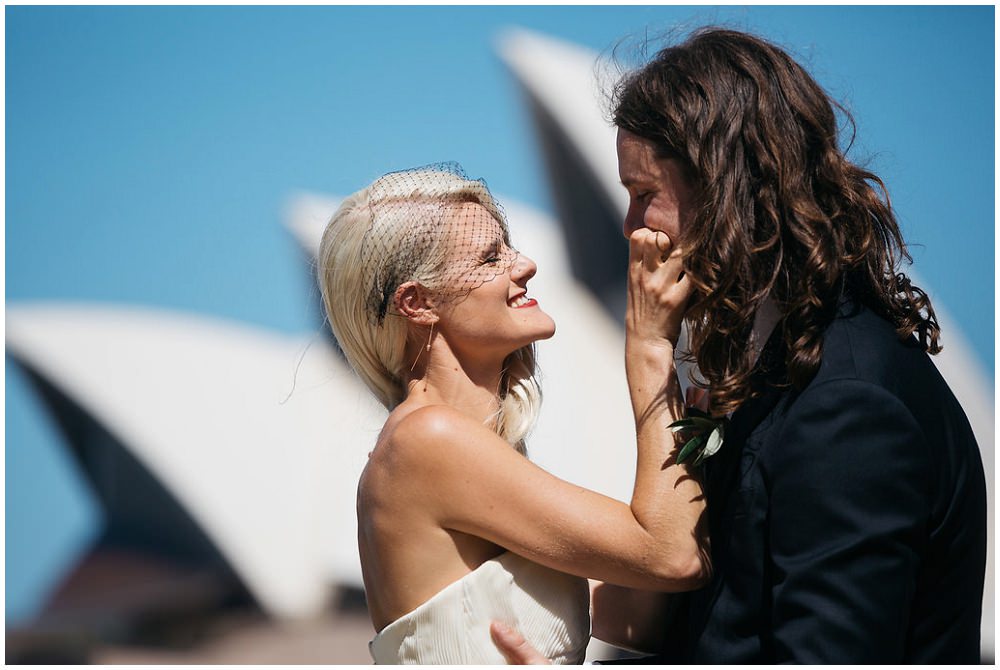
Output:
top-left (361, 162), bottom-right (520, 325)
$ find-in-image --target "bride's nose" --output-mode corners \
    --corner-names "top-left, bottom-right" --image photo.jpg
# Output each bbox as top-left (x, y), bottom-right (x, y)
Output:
top-left (510, 253), bottom-right (537, 284)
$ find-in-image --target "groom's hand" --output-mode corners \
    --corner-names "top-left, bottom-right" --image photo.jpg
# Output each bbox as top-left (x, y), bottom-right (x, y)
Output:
top-left (490, 621), bottom-right (551, 664)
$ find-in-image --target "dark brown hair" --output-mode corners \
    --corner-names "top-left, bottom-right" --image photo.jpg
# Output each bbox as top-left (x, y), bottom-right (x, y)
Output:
top-left (612, 27), bottom-right (940, 415)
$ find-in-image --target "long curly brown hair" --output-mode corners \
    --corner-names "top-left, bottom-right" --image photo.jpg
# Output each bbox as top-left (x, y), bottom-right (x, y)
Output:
top-left (612, 27), bottom-right (941, 415)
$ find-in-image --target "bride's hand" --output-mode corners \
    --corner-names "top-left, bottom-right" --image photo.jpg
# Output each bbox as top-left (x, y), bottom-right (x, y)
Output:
top-left (625, 228), bottom-right (693, 348)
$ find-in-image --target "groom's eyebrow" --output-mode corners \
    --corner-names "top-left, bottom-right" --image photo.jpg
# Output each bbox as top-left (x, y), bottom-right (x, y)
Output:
top-left (620, 176), bottom-right (647, 189)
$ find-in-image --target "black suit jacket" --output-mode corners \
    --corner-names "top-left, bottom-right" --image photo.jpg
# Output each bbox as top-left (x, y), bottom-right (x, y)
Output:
top-left (662, 297), bottom-right (987, 663)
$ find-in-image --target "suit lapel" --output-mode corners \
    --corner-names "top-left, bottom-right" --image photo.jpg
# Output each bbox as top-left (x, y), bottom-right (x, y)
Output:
top-left (691, 326), bottom-right (789, 639)
top-left (732, 323), bottom-right (789, 438)
top-left (708, 324), bottom-right (788, 505)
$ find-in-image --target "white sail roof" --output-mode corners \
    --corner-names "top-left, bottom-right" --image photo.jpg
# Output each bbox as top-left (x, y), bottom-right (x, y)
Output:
top-left (6, 29), bottom-right (991, 657)
top-left (6, 197), bottom-right (640, 620)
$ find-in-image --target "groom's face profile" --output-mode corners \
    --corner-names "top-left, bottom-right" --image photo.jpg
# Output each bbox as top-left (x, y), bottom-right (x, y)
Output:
top-left (617, 129), bottom-right (695, 243)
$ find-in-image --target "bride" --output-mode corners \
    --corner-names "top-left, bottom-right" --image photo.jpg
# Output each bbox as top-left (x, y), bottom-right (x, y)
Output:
top-left (317, 163), bottom-right (707, 664)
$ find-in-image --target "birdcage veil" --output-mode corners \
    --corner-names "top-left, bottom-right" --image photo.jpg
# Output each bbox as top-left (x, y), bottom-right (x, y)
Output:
top-left (360, 162), bottom-right (519, 325)
top-left (317, 161), bottom-right (541, 451)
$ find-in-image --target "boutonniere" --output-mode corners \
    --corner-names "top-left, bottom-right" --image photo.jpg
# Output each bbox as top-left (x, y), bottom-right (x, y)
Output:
top-left (669, 406), bottom-right (728, 466)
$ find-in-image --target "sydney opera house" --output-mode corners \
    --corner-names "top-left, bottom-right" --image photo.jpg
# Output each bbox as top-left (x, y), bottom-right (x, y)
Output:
top-left (6, 28), bottom-right (993, 663)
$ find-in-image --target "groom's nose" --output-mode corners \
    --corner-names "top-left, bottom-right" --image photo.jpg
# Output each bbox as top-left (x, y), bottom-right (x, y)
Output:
top-left (623, 200), bottom-right (647, 239)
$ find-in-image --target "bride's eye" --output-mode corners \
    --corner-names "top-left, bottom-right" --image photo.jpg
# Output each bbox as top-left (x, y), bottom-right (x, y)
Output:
top-left (481, 241), bottom-right (504, 265)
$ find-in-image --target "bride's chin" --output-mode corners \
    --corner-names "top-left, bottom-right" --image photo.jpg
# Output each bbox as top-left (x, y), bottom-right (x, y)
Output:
top-left (528, 325), bottom-right (556, 344)
top-left (506, 331), bottom-right (555, 356)
top-left (540, 325), bottom-right (556, 341)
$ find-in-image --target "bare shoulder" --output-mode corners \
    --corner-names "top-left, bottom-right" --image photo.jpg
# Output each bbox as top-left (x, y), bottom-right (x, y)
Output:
top-left (395, 403), bottom-right (473, 438)
top-left (376, 404), bottom-right (497, 471)
top-left (362, 404), bottom-right (521, 526)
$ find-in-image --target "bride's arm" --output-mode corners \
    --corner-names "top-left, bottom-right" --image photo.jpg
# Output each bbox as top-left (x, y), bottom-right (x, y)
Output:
top-left (622, 227), bottom-right (710, 587)
top-left (385, 230), bottom-right (709, 591)
top-left (498, 581), bottom-right (675, 657)
top-left (556, 230), bottom-right (703, 645)
top-left (590, 580), bottom-right (676, 652)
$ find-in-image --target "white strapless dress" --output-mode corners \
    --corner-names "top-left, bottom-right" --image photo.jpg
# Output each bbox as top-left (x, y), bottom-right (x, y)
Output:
top-left (369, 551), bottom-right (591, 664)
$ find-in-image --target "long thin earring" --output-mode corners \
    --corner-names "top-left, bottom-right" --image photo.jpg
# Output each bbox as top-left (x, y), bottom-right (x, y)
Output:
top-left (410, 322), bottom-right (434, 372)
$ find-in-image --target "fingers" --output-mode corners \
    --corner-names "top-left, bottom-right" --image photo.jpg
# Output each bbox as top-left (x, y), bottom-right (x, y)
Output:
top-left (654, 229), bottom-right (670, 261)
top-left (626, 228), bottom-right (693, 345)
top-left (490, 621), bottom-right (551, 665)
top-left (629, 228), bottom-right (685, 281)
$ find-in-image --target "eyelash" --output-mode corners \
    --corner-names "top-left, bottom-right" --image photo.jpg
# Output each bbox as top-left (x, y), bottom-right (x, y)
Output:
top-left (483, 242), bottom-right (508, 264)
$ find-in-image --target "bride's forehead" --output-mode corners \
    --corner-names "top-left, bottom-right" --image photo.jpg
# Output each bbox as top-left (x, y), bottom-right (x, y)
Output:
top-left (444, 202), bottom-right (505, 243)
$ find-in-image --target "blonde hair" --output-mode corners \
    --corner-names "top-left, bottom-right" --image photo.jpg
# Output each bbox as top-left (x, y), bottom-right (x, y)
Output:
top-left (317, 167), bottom-right (542, 452)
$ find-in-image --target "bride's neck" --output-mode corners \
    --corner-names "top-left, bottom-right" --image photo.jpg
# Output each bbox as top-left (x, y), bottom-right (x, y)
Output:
top-left (404, 343), bottom-right (504, 427)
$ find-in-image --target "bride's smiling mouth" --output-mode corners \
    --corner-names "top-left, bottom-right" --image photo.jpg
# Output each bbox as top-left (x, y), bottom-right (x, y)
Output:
top-left (508, 293), bottom-right (538, 309)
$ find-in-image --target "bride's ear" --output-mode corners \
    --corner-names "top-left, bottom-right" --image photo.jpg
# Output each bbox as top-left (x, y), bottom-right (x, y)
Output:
top-left (394, 282), bottom-right (438, 325)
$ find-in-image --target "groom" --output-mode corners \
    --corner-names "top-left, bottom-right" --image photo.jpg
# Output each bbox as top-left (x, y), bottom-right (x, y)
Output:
top-left (493, 28), bottom-right (986, 663)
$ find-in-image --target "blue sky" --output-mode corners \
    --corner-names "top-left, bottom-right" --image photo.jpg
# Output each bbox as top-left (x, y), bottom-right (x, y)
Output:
top-left (6, 5), bottom-right (994, 621)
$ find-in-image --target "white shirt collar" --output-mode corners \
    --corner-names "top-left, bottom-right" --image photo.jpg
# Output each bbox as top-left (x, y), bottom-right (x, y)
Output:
top-left (674, 296), bottom-right (782, 402)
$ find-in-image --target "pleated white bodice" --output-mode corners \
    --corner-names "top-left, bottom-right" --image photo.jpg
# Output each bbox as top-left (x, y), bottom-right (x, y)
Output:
top-left (369, 551), bottom-right (591, 664)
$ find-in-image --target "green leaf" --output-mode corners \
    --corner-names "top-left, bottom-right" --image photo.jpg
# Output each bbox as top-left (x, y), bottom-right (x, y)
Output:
top-left (688, 416), bottom-right (720, 430)
top-left (669, 416), bottom-right (717, 431)
top-left (686, 406), bottom-right (711, 419)
top-left (668, 418), bottom-right (698, 430)
top-left (676, 433), bottom-right (706, 464)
